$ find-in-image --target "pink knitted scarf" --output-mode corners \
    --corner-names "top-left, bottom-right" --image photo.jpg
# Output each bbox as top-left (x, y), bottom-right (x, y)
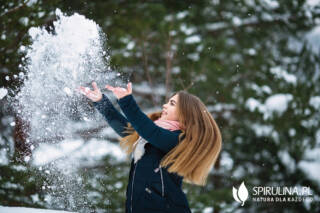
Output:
top-left (154, 119), bottom-right (181, 131)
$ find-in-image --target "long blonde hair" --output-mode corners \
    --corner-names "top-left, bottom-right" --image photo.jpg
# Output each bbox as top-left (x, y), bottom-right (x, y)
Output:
top-left (119, 91), bottom-right (222, 186)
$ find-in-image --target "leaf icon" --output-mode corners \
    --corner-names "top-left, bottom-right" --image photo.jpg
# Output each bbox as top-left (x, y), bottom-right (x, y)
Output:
top-left (233, 187), bottom-right (241, 203)
top-left (238, 181), bottom-right (249, 206)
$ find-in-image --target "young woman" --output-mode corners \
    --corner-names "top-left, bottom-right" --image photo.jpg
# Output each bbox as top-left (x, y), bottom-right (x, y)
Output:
top-left (79, 82), bottom-right (222, 213)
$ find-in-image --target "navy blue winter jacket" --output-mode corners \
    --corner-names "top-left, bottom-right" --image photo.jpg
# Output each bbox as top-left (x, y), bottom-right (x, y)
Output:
top-left (93, 94), bottom-right (191, 213)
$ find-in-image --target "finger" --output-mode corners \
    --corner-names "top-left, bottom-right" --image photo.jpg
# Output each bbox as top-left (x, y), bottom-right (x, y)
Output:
top-left (115, 87), bottom-right (126, 92)
top-left (78, 86), bottom-right (88, 95)
top-left (83, 87), bottom-right (92, 95)
top-left (127, 82), bottom-right (132, 93)
top-left (76, 86), bottom-right (83, 92)
top-left (105, 85), bottom-right (114, 91)
top-left (92, 82), bottom-right (99, 91)
top-left (79, 86), bottom-right (88, 90)
top-left (88, 93), bottom-right (99, 100)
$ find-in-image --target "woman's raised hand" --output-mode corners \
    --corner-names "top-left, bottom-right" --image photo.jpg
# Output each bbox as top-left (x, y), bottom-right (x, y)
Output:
top-left (78, 82), bottom-right (102, 102)
top-left (105, 82), bottom-right (132, 100)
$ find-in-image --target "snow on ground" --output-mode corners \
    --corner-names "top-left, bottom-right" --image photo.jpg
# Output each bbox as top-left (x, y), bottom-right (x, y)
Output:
top-left (32, 138), bottom-right (126, 167)
top-left (0, 206), bottom-right (76, 213)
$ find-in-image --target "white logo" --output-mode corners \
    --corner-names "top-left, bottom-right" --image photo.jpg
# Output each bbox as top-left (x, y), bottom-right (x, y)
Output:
top-left (233, 181), bottom-right (249, 206)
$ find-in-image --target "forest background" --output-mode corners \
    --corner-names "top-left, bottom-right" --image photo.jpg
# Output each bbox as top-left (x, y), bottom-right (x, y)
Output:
top-left (1, 0), bottom-right (320, 213)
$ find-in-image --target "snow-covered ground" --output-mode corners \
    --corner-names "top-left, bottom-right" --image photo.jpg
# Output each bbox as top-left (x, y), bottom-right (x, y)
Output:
top-left (0, 206), bottom-right (76, 213)
top-left (32, 137), bottom-right (126, 167)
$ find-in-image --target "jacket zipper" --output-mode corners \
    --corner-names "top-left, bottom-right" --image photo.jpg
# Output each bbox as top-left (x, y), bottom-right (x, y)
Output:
top-left (154, 166), bottom-right (164, 197)
top-left (131, 163), bottom-right (164, 212)
top-left (130, 161), bottom-right (138, 213)
top-left (159, 166), bottom-right (164, 197)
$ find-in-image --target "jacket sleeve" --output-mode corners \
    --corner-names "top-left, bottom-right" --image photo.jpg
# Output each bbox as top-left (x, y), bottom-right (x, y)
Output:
top-left (93, 94), bottom-right (129, 137)
top-left (117, 94), bottom-right (181, 153)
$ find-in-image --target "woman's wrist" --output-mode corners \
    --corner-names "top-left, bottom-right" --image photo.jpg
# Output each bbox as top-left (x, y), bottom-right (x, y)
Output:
top-left (93, 94), bottom-right (104, 103)
top-left (117, 94), bottom-right (133, 108)
top-left (118, 94), bottom-right (132, 100)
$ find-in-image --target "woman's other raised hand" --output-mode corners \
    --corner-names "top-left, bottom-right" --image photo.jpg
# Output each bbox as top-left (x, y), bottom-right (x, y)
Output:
top-left (105, 82), bottom-right (132, 100)
top-left (78, 82), bottom-right (102, 102)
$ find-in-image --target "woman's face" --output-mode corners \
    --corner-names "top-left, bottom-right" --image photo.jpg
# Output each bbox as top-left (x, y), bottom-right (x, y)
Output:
top-left (161, 94), bottom-right (179, 121)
